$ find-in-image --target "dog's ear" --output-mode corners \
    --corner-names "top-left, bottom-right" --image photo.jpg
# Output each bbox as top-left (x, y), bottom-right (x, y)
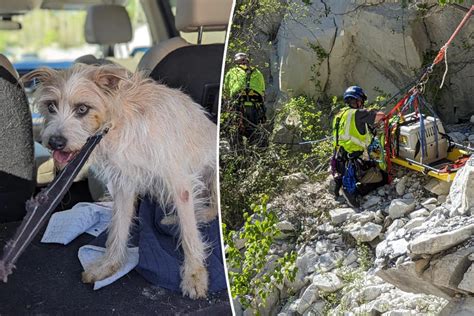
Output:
top-left (20, 67), bottom-right (57, 86)
top-left (93, 65), bottom-right (129, 91)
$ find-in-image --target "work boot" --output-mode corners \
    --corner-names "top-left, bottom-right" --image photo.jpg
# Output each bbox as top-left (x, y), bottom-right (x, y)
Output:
top-left (341, 188), bottom-right (360, 208)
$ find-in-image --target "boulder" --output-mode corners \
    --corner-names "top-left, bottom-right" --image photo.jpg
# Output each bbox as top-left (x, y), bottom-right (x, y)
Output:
top-left (317, 252), bottom-right (340, 272)
top-left (296, 284), bottom-right (319, 314)
top-left (448, 132), bottom-right (466, 143)
top-left (396, 176), bottom-right (407, 196)
top-left (404, 217), bottom-right (425, 231)
top-left (424, 178), bottom-right (451, 196)
top-left (458, 263), bottom-right (474, 293)
top-left (422, 247), bottom-right (474, 292)
top-left (448, 156), bottom-right (474, 215)
top-left (350, 222), bottom-right (382, 242)
top-left (408, 224), bottom-right (474, 255)
top-left (329, 207), bottom-right (356, 225)
top-left (421, 198), bottom-right (438, 206)
top-left (296, 250), bottom-right (318, 276)
top-left (440, 297), bottom-right (474, 316)
top-left (276, 220), bottom-right (296, 239)
top-left (312, 272), bottom-right (343, 292)
top-left (388, 199), bottom-right (415, 219)
top-left (408, 208), bottom-right (429, 219)
top-left (362, 195), bottom-right (381, 209)
top-left (376, 261), bottom-right (453, 300)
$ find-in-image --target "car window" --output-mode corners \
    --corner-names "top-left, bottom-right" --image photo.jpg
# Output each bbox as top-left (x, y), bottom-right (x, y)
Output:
top-left (168, 0), bottom-right (226, 44)
top-left (0, 0), bottom-right (151, 65)
top-left (0, 9), bottom-right (99, 64)
top-left (115, 0), bottom-right (152, 58)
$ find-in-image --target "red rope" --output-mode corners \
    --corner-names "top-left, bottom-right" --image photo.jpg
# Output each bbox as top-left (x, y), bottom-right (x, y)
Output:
top-left (383, 6), bottom-right (473, 182)
top-left (384, 93), bottom-right (411, 183)
top-left (433, 5), bottom-right (473, 66)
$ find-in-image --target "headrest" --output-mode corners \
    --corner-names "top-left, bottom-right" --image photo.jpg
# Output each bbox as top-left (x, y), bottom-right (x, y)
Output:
top-left (0, 0), bottom-right (40, 14)
top-left (75, 54), bottom-right (115, 66)
top-left (175, 0), bottom-right (233, 33)
top-left (0, 54), bottom-right (19, 80)
top-left (85, 5), bottom-right (132, 45)
top-left (136, 37), bottom-right (190, 75)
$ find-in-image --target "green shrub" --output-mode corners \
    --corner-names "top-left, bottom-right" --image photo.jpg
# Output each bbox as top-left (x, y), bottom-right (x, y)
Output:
top-left (223, 195), bottom-right (297, 311)
top-left (220, 95), bottom-right (333, 228)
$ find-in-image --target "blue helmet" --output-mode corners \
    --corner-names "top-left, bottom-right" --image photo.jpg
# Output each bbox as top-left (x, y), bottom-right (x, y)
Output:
top-left (343, 86), bottom-right (367, 104)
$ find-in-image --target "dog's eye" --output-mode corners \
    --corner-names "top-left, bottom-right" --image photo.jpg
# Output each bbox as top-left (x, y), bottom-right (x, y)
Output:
top-left (76, 104), bottom-right (90, 116)
top-left (47, 102), bottom-right (56, 114)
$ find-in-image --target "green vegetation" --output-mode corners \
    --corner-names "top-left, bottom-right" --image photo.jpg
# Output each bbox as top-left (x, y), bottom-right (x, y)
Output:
top-left (220, 95), bottom-right (333, 229)
top-left (0, 10), bottom-right (87, 54)
top-left (223, 196), bottom-right (297, 312)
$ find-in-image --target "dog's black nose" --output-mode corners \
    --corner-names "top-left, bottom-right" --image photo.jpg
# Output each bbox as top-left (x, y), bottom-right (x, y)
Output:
top-left (48, 135), bottom-right (67, 150)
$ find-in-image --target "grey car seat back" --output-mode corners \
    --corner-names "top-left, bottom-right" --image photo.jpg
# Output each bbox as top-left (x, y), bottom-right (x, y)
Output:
top-left (138, 0), bottom-right (232, 121)
top-left (0, 54), bottom-right (35, 222)
top-left (76, 4), bottom-right (132, 66)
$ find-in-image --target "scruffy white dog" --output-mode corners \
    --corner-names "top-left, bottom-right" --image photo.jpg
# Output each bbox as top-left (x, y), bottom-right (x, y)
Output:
top-left (22, 64), bottom-right (218, 298)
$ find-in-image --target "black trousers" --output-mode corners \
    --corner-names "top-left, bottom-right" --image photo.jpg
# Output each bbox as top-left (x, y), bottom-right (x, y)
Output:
top-left (333, 149), bottom-right (388, 197)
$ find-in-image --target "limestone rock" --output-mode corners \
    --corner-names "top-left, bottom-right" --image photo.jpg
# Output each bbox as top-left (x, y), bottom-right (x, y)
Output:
top-left (440, 297), bottom-right (474, 316)
top-left (404, 217), bottom-right (426, 231)
top-left (421, 198), bottom-right (438, 206)
top-left (382, 310), bottom-right (417, 316)
top-left (376, 261), bottom-right (452, 299)
top-left (296, 250), bottom-right (318, 276)
top-left (276, 220), bottom-right (296, 239)
top-left (296, 284), bottom-right (319, 314)
top-left (448, 132), bottom-right (466, 143)
top-left (422, 247), bottom-right (474, 291)
top-left (388, 199), bottom-right (416, 219)
top-left (329, 207), bottom-right (356, 225)
top-left (458, 263), bottom-right (474, 293)
top-left (425, 178), bottom-right (451, 196)
top-left (278, 297), bottom-right (300, 316)
top-left (312, 273), bottom-right (343, 292)
top-left (408, 224), bottom-right (474, 255)
top-left (448, 156), bottom-right (474, 215)
top-left (362, 195), bottom-right (381, 209)
top-left (396, 176), bottom-right (407, 196)
top-left (351, 211), bottom-right (375, 224)
top-left (409, 208), bottom-right (429, 219)
top-left (302, 300), bottom-right (325, 316)
top-left (350, 222), bottom-right (382, 242)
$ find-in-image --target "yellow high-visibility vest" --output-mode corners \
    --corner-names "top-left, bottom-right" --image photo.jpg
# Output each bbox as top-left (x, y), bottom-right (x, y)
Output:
top-left (333, 107), bottom-right (372, 153)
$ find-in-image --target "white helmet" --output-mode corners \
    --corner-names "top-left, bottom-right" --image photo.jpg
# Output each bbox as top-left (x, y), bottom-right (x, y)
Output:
top-left (234, 52), bottom-right (249, 63)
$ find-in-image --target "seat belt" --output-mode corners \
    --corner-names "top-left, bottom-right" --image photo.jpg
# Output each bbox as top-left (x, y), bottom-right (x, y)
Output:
top-left (0, 128), bottom-right (108, 282)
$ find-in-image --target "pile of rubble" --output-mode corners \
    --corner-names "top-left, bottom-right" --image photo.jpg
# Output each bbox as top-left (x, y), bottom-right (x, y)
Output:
top-left (232, 153), bottom-right (474, 315)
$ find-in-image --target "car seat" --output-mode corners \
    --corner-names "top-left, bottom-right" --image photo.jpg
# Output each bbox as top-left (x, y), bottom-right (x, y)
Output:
top-left (137, 0), bottom-right (233, 120)
top-left (76, 4), bottom-right (133, 69)
top-left (0, 54), bottom-right (35, 222)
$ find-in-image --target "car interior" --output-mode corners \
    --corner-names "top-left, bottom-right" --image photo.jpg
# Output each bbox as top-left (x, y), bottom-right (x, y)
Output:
top-left (0, 0), bottom-right (232, 313)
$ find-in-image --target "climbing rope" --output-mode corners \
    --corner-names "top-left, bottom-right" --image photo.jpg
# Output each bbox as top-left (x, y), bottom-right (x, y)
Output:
top-left (382, 5), bottom-right (473, 182)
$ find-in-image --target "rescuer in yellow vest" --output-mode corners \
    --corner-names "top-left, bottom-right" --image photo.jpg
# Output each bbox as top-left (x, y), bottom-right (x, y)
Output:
top-left (224, 52), bottom-right (266, 144)
top-left (331, 86), bottom-right (387, 208)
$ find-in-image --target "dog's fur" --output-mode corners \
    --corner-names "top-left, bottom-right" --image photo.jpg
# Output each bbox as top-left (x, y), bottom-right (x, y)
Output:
top-left (22, 64), bottom-right (218, 298)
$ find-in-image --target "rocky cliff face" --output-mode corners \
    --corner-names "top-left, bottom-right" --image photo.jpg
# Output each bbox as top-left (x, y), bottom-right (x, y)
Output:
top-left (252, 1), bottom-right (473, 123)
